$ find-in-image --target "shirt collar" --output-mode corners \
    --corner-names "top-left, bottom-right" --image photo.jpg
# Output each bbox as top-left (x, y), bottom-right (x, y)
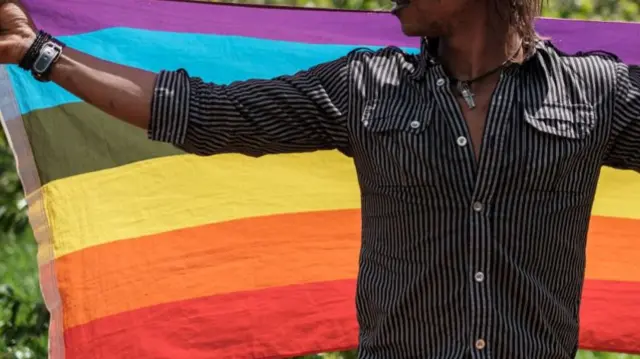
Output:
top-left (408, 37), bottom-right (436, 81)
top-left (410, 36), bottom-right (546, 82)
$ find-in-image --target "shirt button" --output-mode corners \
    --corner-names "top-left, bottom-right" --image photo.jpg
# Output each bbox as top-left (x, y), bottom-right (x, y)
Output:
top-left (475, 339), bottom-right (486, 350)
top-left (410, 120), bottom-right (421, 129)
top-left (436, 78), bottom-right (446, 86)
top-left (456, 136), bottom-right (467, 146)
top-left (472, 201), bottom-right (484, 212)
top-left (474, 272), bottom-right (485, 282)
top-left (363, 120), bottom-right (369, 127)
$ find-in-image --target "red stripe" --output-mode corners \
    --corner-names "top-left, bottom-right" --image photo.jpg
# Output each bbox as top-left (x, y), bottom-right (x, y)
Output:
top-left (62, 279), bottom-right (640, 358)
top-left (579, 279), bottom-right (640, 354)
top-left (63, 280), bottom-right (358, 359)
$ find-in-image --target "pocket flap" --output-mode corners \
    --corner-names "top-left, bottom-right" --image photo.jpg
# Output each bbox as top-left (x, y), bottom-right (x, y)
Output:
top-left (361, 99), bottom-right (433, 134)
top-left (524, 103), bottom-right (595, 139)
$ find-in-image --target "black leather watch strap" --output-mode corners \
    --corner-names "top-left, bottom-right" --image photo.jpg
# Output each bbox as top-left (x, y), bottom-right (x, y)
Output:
top-left (18, 31), bottom-right (66, 82)
top-left (19, 30), bottom-right (51, 71)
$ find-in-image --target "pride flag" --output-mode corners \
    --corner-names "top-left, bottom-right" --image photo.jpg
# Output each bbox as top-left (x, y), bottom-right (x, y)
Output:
top-left (1, 0), bottom-right (639, 358)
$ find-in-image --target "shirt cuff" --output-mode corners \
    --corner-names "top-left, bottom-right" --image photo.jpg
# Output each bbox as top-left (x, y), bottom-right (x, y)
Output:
top-left (148, 69), bottom-right (191, 145)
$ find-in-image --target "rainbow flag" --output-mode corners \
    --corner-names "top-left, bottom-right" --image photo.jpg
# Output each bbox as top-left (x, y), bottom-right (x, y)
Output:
top-left (1, 0), bottom-right (639, 358)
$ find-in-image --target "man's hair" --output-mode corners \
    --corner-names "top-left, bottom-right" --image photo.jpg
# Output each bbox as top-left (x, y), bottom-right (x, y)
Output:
top-left (493, 0), bottom-right (544, 48)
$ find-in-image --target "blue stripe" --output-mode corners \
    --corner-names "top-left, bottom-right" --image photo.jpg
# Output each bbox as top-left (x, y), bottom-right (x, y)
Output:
top-left (9, 27), bottom-right (418, 115)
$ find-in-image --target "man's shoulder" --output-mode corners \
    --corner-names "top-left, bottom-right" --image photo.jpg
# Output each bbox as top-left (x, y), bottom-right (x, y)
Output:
top-left (537, 41), bottom-right (622, 103)
top-left (541, 41), bottom-right (621, 83)
top-left (343, 46), bottom-right (421, 84)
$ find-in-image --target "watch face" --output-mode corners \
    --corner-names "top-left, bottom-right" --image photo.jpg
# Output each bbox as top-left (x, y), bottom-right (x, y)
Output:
top-left (33, 47), bottom-right (56, 73)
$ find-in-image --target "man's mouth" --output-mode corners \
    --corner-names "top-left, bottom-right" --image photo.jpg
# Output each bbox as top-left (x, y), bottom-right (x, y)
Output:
top-left (391, 0), bottom-right (410, 15)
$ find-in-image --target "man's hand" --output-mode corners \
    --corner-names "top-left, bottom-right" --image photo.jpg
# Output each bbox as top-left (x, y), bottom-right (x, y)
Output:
top-left (0, 0), bottom-right (37, 65)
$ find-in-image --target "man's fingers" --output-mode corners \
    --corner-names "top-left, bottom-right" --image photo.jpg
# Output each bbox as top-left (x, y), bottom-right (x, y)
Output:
top-left (0, 0), bottom-right (37, 30)
top-left (13, 0), bottom-right (37, 30)
top-left (0, 38), bottom-right (16, 60)
top-left (0, 0), bottom-right (18, 7)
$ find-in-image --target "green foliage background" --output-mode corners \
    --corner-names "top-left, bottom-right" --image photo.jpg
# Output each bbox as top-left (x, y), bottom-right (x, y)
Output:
top-left (1, 0), bottom-right (639, 358)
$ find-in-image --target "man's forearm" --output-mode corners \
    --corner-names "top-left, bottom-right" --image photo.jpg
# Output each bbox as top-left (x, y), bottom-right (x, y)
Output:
top-left (49, 47), bottom-right (158, 130)
top-left (38, 43), bottom-right (353, 158)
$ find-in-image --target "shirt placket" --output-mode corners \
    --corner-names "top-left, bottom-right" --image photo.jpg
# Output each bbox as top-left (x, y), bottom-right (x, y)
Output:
top-left (473, 68), bottom-right (519, 359)
top-left (427, 65), bottom-right (519, 359)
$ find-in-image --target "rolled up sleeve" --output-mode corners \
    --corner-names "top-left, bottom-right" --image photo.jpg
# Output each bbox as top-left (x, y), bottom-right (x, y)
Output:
top-left (603, 63), bottom-right (640, 172)
top-left (148, 56), bottom-right (352, 157)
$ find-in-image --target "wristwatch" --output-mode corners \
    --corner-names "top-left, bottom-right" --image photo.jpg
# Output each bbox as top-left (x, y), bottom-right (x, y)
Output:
top-left (31, 40), bottom-right (64, 82)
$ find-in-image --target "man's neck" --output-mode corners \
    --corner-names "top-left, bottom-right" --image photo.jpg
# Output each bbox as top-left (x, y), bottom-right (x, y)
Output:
top-left (435, 10), bottom-right (525, 82)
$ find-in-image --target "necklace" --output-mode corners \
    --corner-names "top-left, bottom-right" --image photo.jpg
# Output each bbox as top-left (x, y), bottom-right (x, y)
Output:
top-left (450, 44), bottom-right (523, 110)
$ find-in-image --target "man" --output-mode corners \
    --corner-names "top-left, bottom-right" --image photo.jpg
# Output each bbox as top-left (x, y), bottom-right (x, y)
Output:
top-left (1, 0), bottom-right (639, 358)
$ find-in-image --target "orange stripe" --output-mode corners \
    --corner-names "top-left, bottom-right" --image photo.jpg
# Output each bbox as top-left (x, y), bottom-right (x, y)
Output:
top-left (56, 209), bottom-right (361, 329)
top-left (584, 215), bottom-right (640, 282)
top-left (55, 211), bottom-right (638, 330)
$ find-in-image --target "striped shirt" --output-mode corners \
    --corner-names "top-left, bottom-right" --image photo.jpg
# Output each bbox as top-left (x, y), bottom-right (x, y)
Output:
top-left (148, 39), bottom-right (640, 359)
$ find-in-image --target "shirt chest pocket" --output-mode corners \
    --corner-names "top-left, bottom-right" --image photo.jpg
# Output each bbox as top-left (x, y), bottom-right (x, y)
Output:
top-left (357, 100), bottom-right (439, 188)
top-left (507, 102), bottom-right (601, 193)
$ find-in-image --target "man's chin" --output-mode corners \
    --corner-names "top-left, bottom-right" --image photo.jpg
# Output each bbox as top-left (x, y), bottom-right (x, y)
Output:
top-left (398, 22), bottom-right (423, 37)
top-left (393, 8), bottom-right (426, 37)
top-left (397, 17), bottom-right (442, 38)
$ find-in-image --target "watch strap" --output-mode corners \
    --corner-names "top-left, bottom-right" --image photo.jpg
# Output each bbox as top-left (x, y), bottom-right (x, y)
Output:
top-left (18, 31), bottom-right (66, 82)
top-left (19, 30), bottom-right (50, 71)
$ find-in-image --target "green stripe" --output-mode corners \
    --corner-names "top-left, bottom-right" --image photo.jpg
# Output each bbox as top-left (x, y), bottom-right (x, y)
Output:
top-left (24, 103), bottom-right (184, 184)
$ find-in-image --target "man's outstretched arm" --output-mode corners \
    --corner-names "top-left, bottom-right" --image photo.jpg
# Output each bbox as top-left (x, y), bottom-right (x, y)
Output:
top-left (1, 1), bottom-right (352, 156)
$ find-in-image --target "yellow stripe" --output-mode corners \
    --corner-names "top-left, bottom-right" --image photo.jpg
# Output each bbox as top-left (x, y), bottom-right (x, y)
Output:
top-left (44, 152), bottom-right (639, 258)
top-left (591, 167), bottom-right (640, 219)
top-left (46, 151), bottom-right (360, 258)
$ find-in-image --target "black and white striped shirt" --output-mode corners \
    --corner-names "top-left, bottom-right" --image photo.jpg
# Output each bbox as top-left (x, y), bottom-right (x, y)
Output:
top-left (148, 39), bottom-right (640, 359)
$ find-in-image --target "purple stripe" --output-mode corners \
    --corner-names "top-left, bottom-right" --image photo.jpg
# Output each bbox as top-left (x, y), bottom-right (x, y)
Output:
top-left (24, 0), bottom-right (640, 62)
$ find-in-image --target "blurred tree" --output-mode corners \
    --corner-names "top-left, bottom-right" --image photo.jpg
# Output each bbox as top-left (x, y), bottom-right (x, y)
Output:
top-left (1, 130), bottom-right (47, 358)
top-left (0, 129), bottom-right (28, 234)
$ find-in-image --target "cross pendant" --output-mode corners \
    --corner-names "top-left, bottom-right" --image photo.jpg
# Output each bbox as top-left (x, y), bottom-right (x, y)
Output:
top-left (457, 82), bottom-right (476, 109)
